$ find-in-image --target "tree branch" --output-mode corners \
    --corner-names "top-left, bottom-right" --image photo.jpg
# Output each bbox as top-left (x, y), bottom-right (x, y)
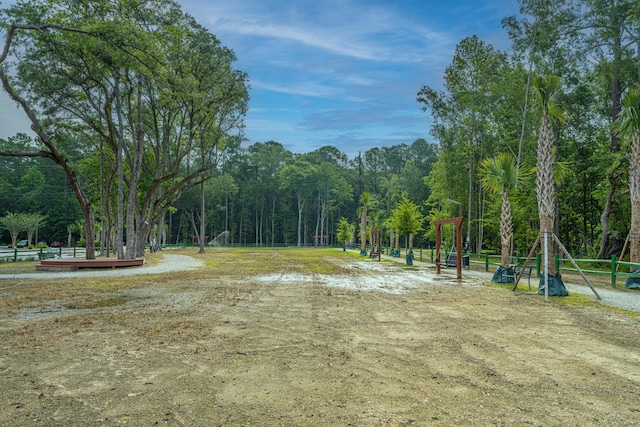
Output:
top-left (0, 149), bottom-right (55, 160)
top-left (1, 24), bottom-right (95, 65)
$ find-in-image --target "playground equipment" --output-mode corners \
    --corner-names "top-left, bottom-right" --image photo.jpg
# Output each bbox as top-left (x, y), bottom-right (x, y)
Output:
top-left (313, 235), bottom-right (329, 248)
top-left (434, 216), bottom-right (464, 279)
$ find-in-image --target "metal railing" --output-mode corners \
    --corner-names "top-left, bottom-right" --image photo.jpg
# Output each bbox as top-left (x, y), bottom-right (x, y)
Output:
top-left (0, 247), bottom-right (87, 262)
top-left (478, 252), bottom-right (640, 289)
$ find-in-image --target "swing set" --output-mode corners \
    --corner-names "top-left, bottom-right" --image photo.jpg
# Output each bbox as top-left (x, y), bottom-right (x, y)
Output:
top-left (434, 216), bottom-right (464, 279)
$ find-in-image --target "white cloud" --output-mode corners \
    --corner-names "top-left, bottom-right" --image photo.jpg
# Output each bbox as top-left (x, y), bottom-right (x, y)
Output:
top-left (251, 79), bottom-right (340, 99)
top-left (194, 0), bottom-right (454, 64)
top-left (216, 20), bottom-right (382, 61)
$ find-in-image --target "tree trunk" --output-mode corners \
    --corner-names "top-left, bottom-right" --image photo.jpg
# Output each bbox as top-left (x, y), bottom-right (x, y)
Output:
top-left (537, 114), bottom-right (556, 276)
top-left (297, 194), bottom-right (303, 247)
top-left (238, 201), bottom-right (243, 246)
top-left (500, 191), bottom-right (513, 268)
top-left (199, 180), bottom-right (206, 253)
top-left (271, 197), bottom-right (276, 247)
top-left (113, 72), bottom-right (126, 260)
top-left (157, 212), bottom-right (165, 249)
top-left (629, 135), bottom-right (640, 265)
top-left (360, 206), bottom-right (367, 255)
top-left (467, 158), bottom-right (473, 250)
top-left (315, 194), bottom-right (321, 239)
top-left (259, 198), bottom-right (264, 246)
top-left (477, 190), bottom-right (485, 254)
top-left (126, 78), bottom-right (147, 259)
top-left (597, 170), bottom-right (617, 259)
top-left (255, 206), bottom-right (259, 246)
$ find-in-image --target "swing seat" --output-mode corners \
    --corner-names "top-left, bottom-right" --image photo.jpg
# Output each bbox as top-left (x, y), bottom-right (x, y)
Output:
top-left (445, 253), bottom-right (457, 267)
top-left (436, 253), bottom-right (459, 268)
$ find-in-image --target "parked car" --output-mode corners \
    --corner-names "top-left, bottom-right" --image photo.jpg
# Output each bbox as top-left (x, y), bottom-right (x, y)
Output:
top-left (17, 240), bottom-right (28, 248)
top-left (50, 241), bottom-right (64, 248)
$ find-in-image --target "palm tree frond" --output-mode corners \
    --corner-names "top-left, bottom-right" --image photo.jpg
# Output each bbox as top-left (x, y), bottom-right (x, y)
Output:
top-left (533, 75), bottom-right (564, 123)
top-left (479, 153), bottom-right (522, 195)
top-left (615, 87), bottom-right (640, 139)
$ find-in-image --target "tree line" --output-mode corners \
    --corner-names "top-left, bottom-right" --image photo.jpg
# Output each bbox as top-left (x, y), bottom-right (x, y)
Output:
top-left (0, 134), bottom-right (439, 251)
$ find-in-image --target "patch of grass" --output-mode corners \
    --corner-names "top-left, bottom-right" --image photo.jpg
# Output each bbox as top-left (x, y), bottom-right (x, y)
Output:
top-left (0, 260), bottom-right (39, 274)
top-left (485, 281), bottom-right (516, 290)
top-left (548, 292), bottom-right (640, 317)
top-left (142, 253), bottom-right (163, 267)
top-left (341, 250), bottom-right (367, 259)
top-left (189, 247), bottom-right (355, 276)
top-left (551, 293), bottom-right (600, 309)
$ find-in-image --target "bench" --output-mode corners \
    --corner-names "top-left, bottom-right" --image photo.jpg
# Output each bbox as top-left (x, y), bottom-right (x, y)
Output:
top-left (36, 258), bottom-right (144, 271)
top-left (503, 264), bottom-right (533, 289)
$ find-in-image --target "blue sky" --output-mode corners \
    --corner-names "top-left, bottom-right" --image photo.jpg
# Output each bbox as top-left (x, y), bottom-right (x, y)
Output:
top-left (0, 0), bottom-right (521, 157)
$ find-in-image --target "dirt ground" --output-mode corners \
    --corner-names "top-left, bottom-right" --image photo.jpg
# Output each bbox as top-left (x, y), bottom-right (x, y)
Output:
top-left (1, 248), bottom-right (639, 426)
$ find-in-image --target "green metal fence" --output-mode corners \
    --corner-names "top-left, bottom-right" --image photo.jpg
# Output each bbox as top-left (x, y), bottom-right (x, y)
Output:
top-left (477, 252), bottom-right (640, 289)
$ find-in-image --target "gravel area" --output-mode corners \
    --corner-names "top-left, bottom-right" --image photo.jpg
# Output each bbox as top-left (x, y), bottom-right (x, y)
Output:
top-left (0, 253), bottom-right (204, 281)
top-left (565, 282), bottom-right (640, 312)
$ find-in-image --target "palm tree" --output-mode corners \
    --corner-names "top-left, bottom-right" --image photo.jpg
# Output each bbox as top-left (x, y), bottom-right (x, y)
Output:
top-left (478, 153), bottom-right (522, 269)
top-left (532, 75), bottom-right (564, 278)
top-left (358, 192), bottom-right (371, 256)
top-left (615, 86), bottom-right (640, 265)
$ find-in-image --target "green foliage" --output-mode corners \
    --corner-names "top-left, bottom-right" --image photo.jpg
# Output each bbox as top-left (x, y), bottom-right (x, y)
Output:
top-left (478, 153), bottom-right (523, 195)
top-left (388, 197), bottom-right (424, 238)
top-left (0, 212), bottom-right (28, 239)
top-left (615, 86), bottom-right (640, 139)
top-left (336, 217), bottom-right (355, 246)
top-left (423, 208), bottom-right (454, 246)
top-left (532, 75), bottom-right (565, 123)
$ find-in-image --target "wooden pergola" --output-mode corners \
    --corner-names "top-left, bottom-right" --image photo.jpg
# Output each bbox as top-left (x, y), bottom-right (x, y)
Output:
top-left (313, 235), bottom-right (329, 248)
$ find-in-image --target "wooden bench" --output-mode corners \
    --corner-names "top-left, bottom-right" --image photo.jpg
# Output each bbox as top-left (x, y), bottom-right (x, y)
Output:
top-left (36, 258), bottom-right (144, 271)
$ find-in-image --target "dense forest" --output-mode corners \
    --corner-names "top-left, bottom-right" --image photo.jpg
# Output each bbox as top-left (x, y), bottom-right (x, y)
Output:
top-left (1, 0), bottom-right (640, 261)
